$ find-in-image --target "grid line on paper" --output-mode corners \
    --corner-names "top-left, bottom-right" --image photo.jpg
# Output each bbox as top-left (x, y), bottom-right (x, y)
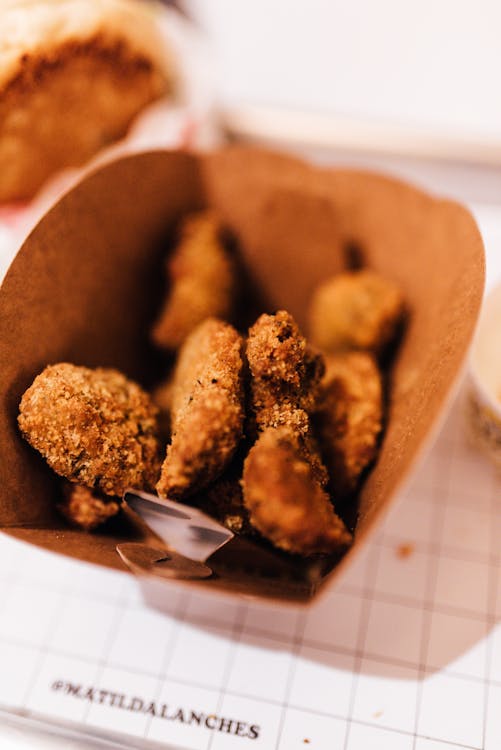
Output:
top-left (21, 588), bottom-right (68, 710)
top-left (482, 469), bottom-right (501, 750)
top-left (81, 593), bottom-right (130, 725)
top-left (5, 525), bottom-right (497, 611)
top-left (143, 590), bottom-right (191, 740)
top-left (159, 591), bottom-right (192, 682)
top-left (273, 609), bottom-right (308, 749)
top-left (378, 536), bottom-right (497, 568)
top-left (6, 625), bottom-right (501, 706)
top-left (411, 436), bottom-right (453, 750)
top-left (342, 544), bottom-right (383, 750)
top-left (206, 603), bottom-right (248, 750)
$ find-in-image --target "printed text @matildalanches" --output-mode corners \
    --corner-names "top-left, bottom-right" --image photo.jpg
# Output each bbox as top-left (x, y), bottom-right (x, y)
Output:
top-left (51, 680), bottom-right (261, 739)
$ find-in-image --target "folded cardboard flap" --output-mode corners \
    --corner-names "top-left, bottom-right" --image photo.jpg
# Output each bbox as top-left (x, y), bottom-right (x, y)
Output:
top-left (0, 146), bottom-right (485, 601)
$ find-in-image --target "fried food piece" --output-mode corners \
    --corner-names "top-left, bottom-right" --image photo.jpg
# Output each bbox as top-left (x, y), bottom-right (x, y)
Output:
top-left (152, 378), bottom-right (173, 414)
top-left (0, 0), bottom-right (174, 202)
top-left (246, 310), bottom-right (324, 434)
top-left (18, 363), bottom-right (161, 496)
top-left (202, 476), bottom-right (251, 535)
top-left (152, 212), bottom-right (236, 351)
top-left (246, 310), bottom-right (328, 487)
top-left (58, 482), bottom-right (121, 531)
top-left (315, 352), bottom-right (383, 500)
top-left (156, 318), bottom-right (244, 499)
top-left (309, 270), bottom-right (405, 356)
top-left (243, 426), bottom-right (352, 556)
top-left (151, 376), bottom-right (173, 440)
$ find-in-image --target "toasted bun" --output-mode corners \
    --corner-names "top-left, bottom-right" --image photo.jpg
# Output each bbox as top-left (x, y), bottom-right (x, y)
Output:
top-left (0, 0), bottom-right (175, 202)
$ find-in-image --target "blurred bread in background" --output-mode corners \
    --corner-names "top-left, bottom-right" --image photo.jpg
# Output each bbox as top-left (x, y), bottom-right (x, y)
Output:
top-left (0, 0), bottom-right (176, 202)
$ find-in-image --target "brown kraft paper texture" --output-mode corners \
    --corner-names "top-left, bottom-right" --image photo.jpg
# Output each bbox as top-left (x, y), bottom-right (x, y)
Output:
top-left (0, 146), bottom-right (485, 602)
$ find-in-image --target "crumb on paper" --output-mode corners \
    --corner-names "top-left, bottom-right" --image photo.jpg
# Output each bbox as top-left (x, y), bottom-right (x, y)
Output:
top-left (396, 543), bottom-right (414, 558)
top-left (373, 710), bottom-right (384, 718)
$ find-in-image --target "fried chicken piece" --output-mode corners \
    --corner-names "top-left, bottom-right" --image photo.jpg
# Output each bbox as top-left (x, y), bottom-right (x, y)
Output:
top-left (315, 352), bottom-right (383, 500)
top-left (309, 270), bottom-right (405, 356)
top-left (18, 363), bottom-right (161, 496)
top-left (151, 376), bottom-right (173, 441)
top-left (151, 212), bottom-right (236, 351)
top-left (58, 482), bottom-right (121, 532)
top-left (202, 476), bottom-right (252, 535)
top-left (246, 310), bottom-right (328, 487)
top-left (243, 426), bottom-right (352, 556)
top-left (247, 311), bottom-right (324, 431)
top-left (156, 318), bottom-right (245, 499)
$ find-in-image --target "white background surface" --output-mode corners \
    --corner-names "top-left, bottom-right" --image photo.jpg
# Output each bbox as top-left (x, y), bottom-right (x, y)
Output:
top-left (185, 0), bottom-right (501, 144)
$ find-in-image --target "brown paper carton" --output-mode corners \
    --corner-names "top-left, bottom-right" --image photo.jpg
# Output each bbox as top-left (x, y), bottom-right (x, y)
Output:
top-left (0, 146), bottom-right (485, 602)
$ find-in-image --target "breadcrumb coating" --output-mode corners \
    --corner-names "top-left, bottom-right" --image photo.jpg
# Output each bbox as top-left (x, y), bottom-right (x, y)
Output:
top-left (18, 363), bottom-right (161, 496)
top-left (246, 310), bottom-right (328, 487)
top-left (58, 482), bottom-right (120, 531)
top-left (152, 211), bottom-right (236, 351)
top-left (243, 426), bottom-right (352, 556)
top-left (202, 476), bottom-right (251, 535)
top-left (315, 352), bottom-right (383, 499)
top-left (246, 310), bottom-right (324, 434)
top-left (309, 270), bottom-right (405, 356)
top-left (151, 376), bottom-right (173, 440)
top-left (156, 318), bottom-right (245, 499)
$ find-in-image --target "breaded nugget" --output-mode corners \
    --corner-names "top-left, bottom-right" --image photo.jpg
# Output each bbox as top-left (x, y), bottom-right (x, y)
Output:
top-left (152, 212), bottom-right (236, 351)
top-left (18, 363), bottom-right (161, 496)
top-left (58, 482), bottom-right (121, 531)
top-left (315, 352), bottom-right (383, 499)
top-left (202, 476), bottom-right (251, 535)
top-left (243, 426), bottom-right (352, 556)
top-left (246, 310), bottom-right (324, 434)
top-left (309, 270), bottom-right (405, 356)
top-left (246, 310), bottom-right (328, 487)
top-left (156, 318), bottom-right (244, 499)
top-left (151, 376), bottom-right (173, 440)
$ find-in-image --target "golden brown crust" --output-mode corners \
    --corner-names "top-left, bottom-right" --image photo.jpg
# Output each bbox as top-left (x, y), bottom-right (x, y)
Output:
top-left (246, 310), bottom-right (324, 434)
top-left (2, 35), bottom-right (161, 96)
top-left (246, 310), bottom-right (329, 488)
top-left (156, 318), bottom-right (245, 499)
top-left (315, 352), bottom-right (383, 499)
top-left (201, 476), bottom-right (251, 535)
top-left (151, 376), bottom-right (173, 441)
top-left (309, 270), bottom-right (405, 356)
top-left (58, 482), bottom-right (120, 531)
top-left (0, 33), bottom-right (170, 201)
top-left (18, 363), bottom-right (161, 496)
top-left (152, 212), bottom-right (236, 351)
top-left (243, 426), bottom-right (352, 556)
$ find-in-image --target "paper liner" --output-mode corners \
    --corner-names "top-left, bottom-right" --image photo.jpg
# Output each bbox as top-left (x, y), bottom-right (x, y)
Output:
top-left (0, 146), bottom-right (485, 601)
